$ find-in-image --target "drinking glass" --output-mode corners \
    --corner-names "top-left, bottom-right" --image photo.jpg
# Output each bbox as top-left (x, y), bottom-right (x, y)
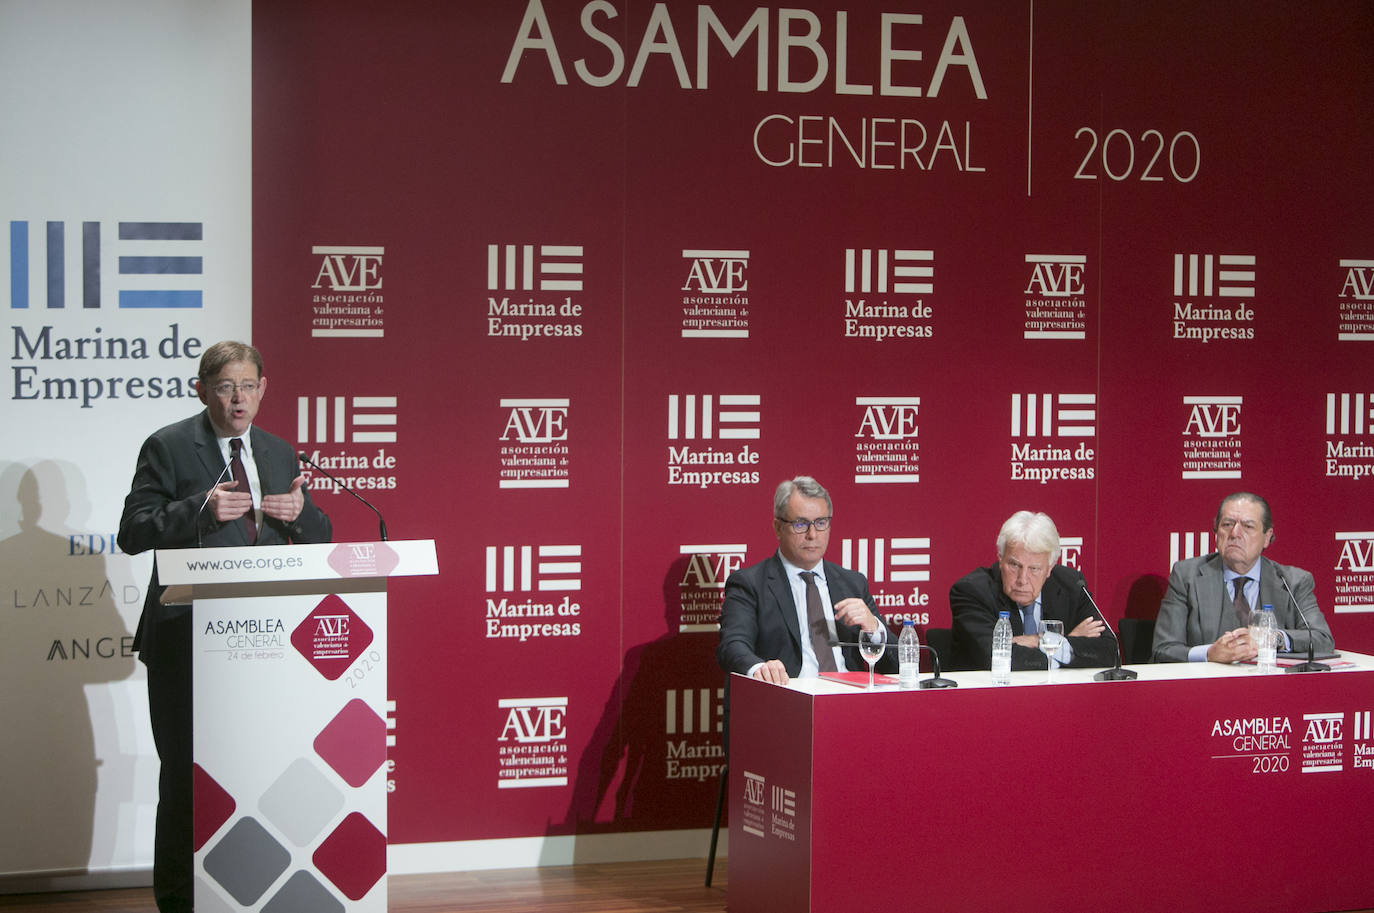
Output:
top-left (1039, 619), bottom-right (1064, 683)
top-left (858, 625), bottom-right (888, 690)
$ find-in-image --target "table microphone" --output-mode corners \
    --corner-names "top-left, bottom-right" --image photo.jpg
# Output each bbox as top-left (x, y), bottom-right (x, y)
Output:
top-left (298, 451), bottom-right (389, 541)
top-left (1275, 566), bottom-right (1330, 673)
top-left (828, 638), bottom-right (958, 689)
top-left (194, 458), bottom-right (236, 548)
top-left (1080, 580), bottom-right (1138, 681)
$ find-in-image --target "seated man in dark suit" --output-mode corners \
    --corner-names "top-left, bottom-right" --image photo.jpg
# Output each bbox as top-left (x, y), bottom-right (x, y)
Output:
top-left (118, 340), bottom-right (332, 913)
top-left (1152, 492), bottom-right (1333, 663)
top-left (717, 475), bottom-right (896, 684)
top-left (950, 510), bottom-right (1115, 671)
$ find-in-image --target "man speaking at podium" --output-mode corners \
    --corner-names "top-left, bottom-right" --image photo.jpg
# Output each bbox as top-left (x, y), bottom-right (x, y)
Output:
top-left (118, 340), bottom-right (331, 913)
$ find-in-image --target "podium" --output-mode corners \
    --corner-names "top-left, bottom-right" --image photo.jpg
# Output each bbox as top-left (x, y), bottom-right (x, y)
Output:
top-left (156, 540), bottom-right (438, 913)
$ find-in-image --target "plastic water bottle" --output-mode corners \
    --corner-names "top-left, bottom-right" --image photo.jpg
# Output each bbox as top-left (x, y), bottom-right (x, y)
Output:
top-left (898, 620), bottom-right (920, 689)
top-left (992, 611), bottom-right (1013, 685)
top-left (1251, 603), bottom-right (1278, 673)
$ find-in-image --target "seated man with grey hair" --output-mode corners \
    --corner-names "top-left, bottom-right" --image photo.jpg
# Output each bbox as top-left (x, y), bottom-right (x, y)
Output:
top-left (1152, 491), bottom-right (1333, 664)
top-left (949, 510), bottom-right (1116, 672)
top-left (717, 475), bottom-right (897, 684)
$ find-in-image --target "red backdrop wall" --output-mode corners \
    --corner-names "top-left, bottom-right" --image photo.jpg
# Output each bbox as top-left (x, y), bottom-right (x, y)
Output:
top-left (249, 0), bottom-right (1374, 849)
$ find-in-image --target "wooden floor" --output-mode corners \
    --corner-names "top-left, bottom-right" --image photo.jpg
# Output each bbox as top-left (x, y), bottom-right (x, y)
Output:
top-left (0, 858), bottom-right (728, 912)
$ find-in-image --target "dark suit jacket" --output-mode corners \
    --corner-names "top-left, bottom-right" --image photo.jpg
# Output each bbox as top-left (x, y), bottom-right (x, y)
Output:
top-left (716, 553), bottom-right (897, 677)
top-left (949, 563), bottom-right (1117, 671)
top-left (1152, 553), bottom-right (1334, 662)
top-left (117, 410), bottom-right (332, 667)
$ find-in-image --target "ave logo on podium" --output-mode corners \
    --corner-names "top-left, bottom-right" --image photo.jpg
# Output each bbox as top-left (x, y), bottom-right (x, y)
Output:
top-left (291, 594), bottom-right (375, 680)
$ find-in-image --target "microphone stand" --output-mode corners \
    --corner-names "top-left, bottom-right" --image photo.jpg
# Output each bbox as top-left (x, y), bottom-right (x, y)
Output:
top-left (1081, 583), bottom-right (1138, 681)
top-left (195, 458), bottom-right (235, 548)
top-left (298, 451), bottom-right (389, 541)
top-left (1277, 569), bottom-right (1330, 673)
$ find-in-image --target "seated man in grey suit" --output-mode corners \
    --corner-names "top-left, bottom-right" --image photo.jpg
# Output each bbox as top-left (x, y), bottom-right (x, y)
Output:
top-left (717, 476), bottom-right (896, 684)
top-left (949, 510), bottom-right (1116, 671)
top-left (1152, 492), bottom-right (1334, 663)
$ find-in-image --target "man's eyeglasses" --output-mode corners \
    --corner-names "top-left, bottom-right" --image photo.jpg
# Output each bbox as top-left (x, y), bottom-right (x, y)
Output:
top-left (210, 381), bottom-right (261, 398)
top-left (778, 516), bottom-right (831, 534)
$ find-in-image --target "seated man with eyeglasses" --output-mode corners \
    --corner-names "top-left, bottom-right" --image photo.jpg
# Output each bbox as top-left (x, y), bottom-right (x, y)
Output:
top-left (118, 340), bottom-right (331, 913)
top-left (716, 475), bottom-right (897, 684)
top-left (1152, 492), bottom-right (1333, 663)
top-left (949, 510), bottom-right (1115, 672)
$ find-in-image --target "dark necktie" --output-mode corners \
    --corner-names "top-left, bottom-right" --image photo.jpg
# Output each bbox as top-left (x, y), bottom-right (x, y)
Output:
top-left (229, 437), bottom-right (257, 544)
top-left (801, 571), bottom-right (837, 672)
top-left (1232, 576), bottom-right (1251, 626)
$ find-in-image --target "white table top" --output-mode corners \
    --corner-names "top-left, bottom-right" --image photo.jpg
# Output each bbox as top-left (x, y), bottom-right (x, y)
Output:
top-left (764, 650), bottom-right (1374, 696)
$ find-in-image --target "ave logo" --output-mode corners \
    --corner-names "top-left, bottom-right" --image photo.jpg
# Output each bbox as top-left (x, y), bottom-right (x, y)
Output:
top-left (1304, 715), bottom-right (1343, 743)
top-left (856, 397), bottom-right (919, 440)
top-left (1183, 397), bottom-right (1242, 437)
top-left (679, 547), bottom-right (746, 589)
top-left (1340, 261), bottom-right (1374, 300)
top-left (314, 614), bottom-right (350, 637)
top-left (743, 771), bottom-right (765, 806)
top-left (312, 245), bottom-right (383, 292)
top-left (498, 697), bottom-right (568, 743)
top-left (290, 594), bottom-right (374, 681)
top-left (500, 398), bottom-right (569, 443)
top-left (1336, 534), bottom-right (1374, 572)
top-left (683, 249), bottom-right (749, 294)
top-left (1025, 255), bottom-right (1086, 297)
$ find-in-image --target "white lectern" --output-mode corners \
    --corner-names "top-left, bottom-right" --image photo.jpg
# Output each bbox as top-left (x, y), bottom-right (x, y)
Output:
top-left (156, 540), bottom-right (438, 913)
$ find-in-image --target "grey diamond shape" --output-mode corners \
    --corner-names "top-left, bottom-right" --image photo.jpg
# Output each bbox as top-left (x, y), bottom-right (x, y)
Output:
top-left (202, 817), bottom-right (291, 905)
top-left (260, 757), bottom-right (346, 846)
top-left (262, 870), bottom-right (345, 913)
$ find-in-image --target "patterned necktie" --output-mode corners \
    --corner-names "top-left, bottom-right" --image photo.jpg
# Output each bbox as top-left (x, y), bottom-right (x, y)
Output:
top-left (800, 571), bottom-right (837, 672)
top-left (1232, 576), bottom-right (1251, 626)
top-left (229, 437), bottom-right (257, 544)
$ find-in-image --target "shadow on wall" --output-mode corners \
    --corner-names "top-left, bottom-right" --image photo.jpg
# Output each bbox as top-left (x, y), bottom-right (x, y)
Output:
top-left (0, 461), bottom-right (139, 877)
top-left (1115, 573), bottom-right (1166, 664)
top-left (548, 555), bottom-right (725, 859)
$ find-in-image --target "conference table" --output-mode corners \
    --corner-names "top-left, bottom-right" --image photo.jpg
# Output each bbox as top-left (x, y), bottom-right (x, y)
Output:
top-left (727, 653), bottom-right (1374, 913)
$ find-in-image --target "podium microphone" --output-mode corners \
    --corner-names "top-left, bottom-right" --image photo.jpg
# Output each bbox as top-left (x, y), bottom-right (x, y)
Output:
top-left (828, 638), bottom-right (958, 689)
top-left (1276, 567), bottom-right (1330, 673)
top-left (194, 458), bottom-right (236, 548)
top-left (1080, 581), bottom-right (1138, 681)
top-left (298, 451), bottom-right (389, 541)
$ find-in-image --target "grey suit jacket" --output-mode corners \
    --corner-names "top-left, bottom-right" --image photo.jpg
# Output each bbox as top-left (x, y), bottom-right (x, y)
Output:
top-left (1151, 553), bottom-right (1334, 662)
top-left (118, 410), bottom-right (332, 665)
top-left (716, 553), bottom-right (897, 677)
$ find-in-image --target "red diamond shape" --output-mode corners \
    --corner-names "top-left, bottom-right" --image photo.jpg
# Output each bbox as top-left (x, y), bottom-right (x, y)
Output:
top-left (313, 812), bottom-right (386, 901)
top-left (192, 764), bottom-right (237, 851)
top-left (291, 594), bottom-right (374, 681)
top-left (314, 699), bottom-right (387, 788)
